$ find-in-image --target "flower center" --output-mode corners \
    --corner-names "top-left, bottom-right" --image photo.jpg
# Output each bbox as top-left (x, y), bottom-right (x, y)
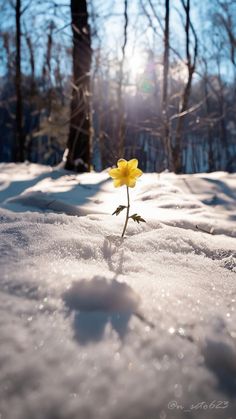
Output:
top-left (122, 167), bottom-right (129, 177)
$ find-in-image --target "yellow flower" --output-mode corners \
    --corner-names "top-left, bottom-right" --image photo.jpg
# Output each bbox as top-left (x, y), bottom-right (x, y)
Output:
top-left (109, 158), bottom-right (143, 188)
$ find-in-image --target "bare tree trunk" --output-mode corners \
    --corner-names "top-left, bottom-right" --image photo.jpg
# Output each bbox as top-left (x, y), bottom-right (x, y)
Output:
top-left (25, 34), bottom-right (35, 93)
top-left (172, 0), bottom-right (198, 173)
top-left (162, 0), bottom-right (171, 168)
top-left (117, 0), bottom-right (128, 159)
top-left (216, 57), bottom-right (230, 169)
top-left (204, 77), bottom-right (214, 172)
top-left (173, 70), bottom-right (194, 172)
top-left (3, 33), bottom-right (12, 76)
top-left (45, 21), bottom-right (54, 119)
top-left (65, 0), bottom-right (92, 172)
top-left (15, 0), bottom-right (25, 162)
top-left (97, 72), bottom-right (106, 169)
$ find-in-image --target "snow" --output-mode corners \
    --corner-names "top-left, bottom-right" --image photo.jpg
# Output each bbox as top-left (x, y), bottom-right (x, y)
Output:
top-left (0, 162), bottom-right (235, 419)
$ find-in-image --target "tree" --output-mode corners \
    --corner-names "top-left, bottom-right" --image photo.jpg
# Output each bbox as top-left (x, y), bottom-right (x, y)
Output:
top-left (65, 0), bottom-right (92, 172)
top-left (162, 0), bottom-right (171, 167)
top-left (172, 0), bottom-right (198, 173)
top-left (15, 0), bottom-right (25, 161)
top-left (117, 0), bottom-right (128, 159)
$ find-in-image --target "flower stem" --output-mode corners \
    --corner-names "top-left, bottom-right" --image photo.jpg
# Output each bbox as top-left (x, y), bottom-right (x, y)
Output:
top-left (121, 186), bottom-right (130, 238)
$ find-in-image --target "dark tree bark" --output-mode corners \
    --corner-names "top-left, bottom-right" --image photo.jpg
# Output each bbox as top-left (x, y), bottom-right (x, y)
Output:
top-left (65, 0), bottom-right (92, 172)
top-left (117, 0), bottom-right (128, 159)
top-left (172, 0), bottom-right (198, 173)
top-left (15, 0), bottom-right (25, 162)
top-left (3, 33), bottom-right (12, 76)
top-left (216, 60), bottom-right (230, 169)
top-left (44, 21), bottom-right (54, 118)
top-left (204, 77), bottom-right (214, 172)
top-left (162, 0), bottom-right (171, 167)
top-left (25, 34), bottom-right (35, 93)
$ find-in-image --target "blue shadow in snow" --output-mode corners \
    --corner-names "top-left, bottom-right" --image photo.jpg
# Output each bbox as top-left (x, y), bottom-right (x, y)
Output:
top-left (63, 276), bottom-right (140, 345)
top-left (0, 168), bottom-right (110, 215)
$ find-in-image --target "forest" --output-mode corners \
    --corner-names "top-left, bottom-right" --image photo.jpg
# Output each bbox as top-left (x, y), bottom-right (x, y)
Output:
top-left (0, 0), bottom-right (236, 174)
top-left (1, 3), bottom-right (236, 419)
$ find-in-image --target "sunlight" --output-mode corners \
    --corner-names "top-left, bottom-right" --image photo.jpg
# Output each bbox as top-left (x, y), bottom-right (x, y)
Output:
top-left (126, 50), bottom-right (145, 81)
top-left (171, 61), bottom-right (188, 83)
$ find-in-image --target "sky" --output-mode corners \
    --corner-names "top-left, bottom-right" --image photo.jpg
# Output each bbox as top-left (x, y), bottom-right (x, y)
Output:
top-left (0, 0), bottom-right (235, 82)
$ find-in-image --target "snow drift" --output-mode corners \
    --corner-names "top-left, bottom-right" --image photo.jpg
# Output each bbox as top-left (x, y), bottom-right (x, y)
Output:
top-left (0, 162), bottom-right (235, 419)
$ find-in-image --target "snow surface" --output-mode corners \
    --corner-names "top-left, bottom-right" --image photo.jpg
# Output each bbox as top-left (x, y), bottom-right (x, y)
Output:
top-left (0, 162), bottom-right (236, 419)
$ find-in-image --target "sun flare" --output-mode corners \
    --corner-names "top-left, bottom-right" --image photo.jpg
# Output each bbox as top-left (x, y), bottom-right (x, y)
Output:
top-left (126, 50), bottom-right (145, 80)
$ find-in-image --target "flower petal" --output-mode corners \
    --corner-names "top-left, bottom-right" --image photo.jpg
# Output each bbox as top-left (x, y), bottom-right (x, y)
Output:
top-left (117, 159), bottom-right (127, 168)
top-left (113, 178), bottom-right (124, 187)
top-left (126, 177), bottom-right (136, 188)
top-left (130, 168), bottom-right (143, 178)
top-left (109, 168), bottom-right (121, 178)
top-left (128, 159), bottom-right (138, 169)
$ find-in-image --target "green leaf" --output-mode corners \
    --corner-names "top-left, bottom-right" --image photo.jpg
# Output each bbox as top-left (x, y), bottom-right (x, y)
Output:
top-left (112, 205), bottom-right (126, 216)
top-left (129, 213), bottom-right (146, 223)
